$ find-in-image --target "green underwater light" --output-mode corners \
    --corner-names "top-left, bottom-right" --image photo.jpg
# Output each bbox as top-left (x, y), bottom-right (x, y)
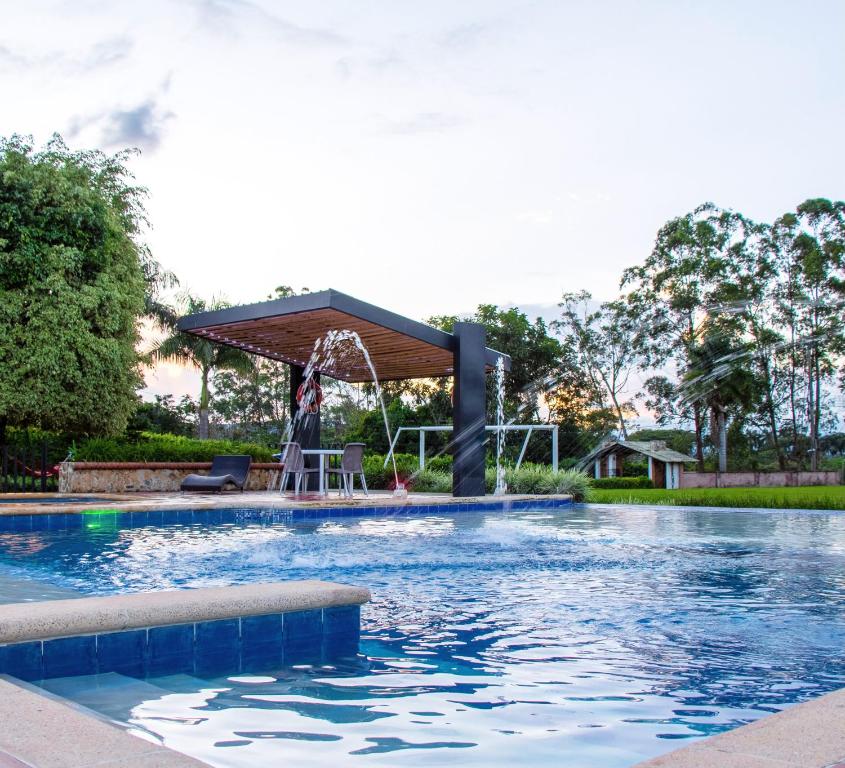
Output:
top-left (81, 509), bottom-right (120, 531)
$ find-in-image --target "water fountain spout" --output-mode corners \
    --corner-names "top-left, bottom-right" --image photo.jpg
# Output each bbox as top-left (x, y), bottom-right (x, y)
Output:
top-left (494, 356), bottom-right (507, 496)
top-left (283, 329), bottom-right (403, 496)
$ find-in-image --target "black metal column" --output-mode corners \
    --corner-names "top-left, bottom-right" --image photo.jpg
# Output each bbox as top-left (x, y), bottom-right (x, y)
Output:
top-left (289, 365), bottom-right (321, 468)
top-left (452, 322), bottom-right (487, 497)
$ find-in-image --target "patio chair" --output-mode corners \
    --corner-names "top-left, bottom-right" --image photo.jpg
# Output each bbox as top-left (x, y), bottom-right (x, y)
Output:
top-left (277, 442), bottom-right (319, 495)
top-left (324, 443), bottom-right (368, 498)
top-left (181, 455), bottom-right (252, 493)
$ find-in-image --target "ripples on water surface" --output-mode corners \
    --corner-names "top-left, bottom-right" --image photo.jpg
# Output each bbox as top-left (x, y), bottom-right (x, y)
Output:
top-left (1, 504), bottom-right (845, 767)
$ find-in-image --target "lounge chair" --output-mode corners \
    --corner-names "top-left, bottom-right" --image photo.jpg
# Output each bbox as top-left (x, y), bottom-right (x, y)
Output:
top-left (181, 455), bottom-right (252, 493)
top-left (324, 443), bottom-right (368, 498)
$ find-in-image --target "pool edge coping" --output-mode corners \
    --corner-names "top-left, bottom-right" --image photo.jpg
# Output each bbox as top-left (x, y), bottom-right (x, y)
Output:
top-left (631, 686), bottom-right (845, 767)
top-left (0, 493), bottom-right (573, 517)
top-left (0, 580), bottom-right (370, 644)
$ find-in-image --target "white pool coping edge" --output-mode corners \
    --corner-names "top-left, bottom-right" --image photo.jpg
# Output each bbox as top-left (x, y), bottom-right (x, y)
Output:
top-left (0, 581), bottom-right (370, 643)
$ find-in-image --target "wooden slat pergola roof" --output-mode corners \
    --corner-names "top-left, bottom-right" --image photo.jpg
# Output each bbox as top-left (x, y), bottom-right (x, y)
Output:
top-left (177, 289), bottom-right (510, 383)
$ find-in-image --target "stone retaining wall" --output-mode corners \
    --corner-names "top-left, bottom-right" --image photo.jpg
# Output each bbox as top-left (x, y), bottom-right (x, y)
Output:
top-left (680, 469), bottom-right (841, 488)
top-left (59, 461), bottom-right (281, 493)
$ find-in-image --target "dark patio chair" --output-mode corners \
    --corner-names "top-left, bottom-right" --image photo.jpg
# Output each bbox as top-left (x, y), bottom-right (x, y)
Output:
top-left (181, 455), bottom-right (252, 493)
top-left (324, 443), bottom-right (368, 497)
top-left (278, 442), bottom-right (319, 495)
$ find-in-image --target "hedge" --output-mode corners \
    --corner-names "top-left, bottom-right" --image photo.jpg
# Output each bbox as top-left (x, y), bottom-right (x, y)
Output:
top-left (71, 432), bottom-right (276, 463)
top-left (591, 476), bottom-right (654, 490)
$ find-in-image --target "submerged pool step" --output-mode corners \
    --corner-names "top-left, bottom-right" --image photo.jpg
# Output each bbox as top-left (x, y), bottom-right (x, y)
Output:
top-left (39, 672), bottom-right (175, 721)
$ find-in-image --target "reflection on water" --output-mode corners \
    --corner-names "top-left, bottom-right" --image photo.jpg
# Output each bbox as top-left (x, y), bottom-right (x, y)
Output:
top-left (3, 504), bottom-right (845, 767)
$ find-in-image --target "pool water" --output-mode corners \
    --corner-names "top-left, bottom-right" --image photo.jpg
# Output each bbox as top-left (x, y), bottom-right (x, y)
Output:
top-left (1, 504), bottom-right (844, 767)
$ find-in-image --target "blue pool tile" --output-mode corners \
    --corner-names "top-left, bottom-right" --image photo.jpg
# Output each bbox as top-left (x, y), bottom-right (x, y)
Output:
top-left (322, 631), bottom-right (360, 659)
top-left (0, 641), bottom-right (43, 681)
top-left (175, 509), bottom-right (194, 526)
top-left (148, 624), bottom-right (194, 676)
top-left (43, 635), bottom-right (96, 679)
top-left (129, 511), bottom-right (150, 528)
top-left (323, 606), bottom-right (360, 637)
top-left (97, 629), bottom-right (147, 677)
top-left (284, 609), bottom-right (323, 664)
top-left (242, 614), bottom-right (284, 671)
top-left (195, 619), bottom-right (240, 677)
top-left (242, 614), bottom-right (283, 647)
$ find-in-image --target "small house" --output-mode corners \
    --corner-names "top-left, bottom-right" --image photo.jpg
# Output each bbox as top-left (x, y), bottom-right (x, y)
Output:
top-left (576, 440), bottom-right (695, 490)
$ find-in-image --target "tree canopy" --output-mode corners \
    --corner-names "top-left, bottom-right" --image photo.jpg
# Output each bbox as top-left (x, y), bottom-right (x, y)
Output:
top-left (0, 134), bottom-right (151, 439)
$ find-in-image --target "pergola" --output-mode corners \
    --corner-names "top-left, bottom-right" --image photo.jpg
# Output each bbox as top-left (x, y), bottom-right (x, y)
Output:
top-left (177, 289), bottom-right (511, 496)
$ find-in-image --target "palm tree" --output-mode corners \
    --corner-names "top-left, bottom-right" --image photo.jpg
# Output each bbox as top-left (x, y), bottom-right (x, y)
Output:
top-left (148, 293), bottom-right (255, 439)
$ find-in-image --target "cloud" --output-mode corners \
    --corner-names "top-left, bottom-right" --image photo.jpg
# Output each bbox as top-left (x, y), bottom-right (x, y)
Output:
top-left (0, 36), bottom-right (132, 72)
top-left (191, 0), bottom-right (345, 46)
top-left (99, 100), bottom-right (175, 151)
top-left (68, 78), bottom-right (175, 153)
top-left (516, 210), bottom-right (555, 224)
top-left (438, 23), bottom-right (487, 51)
top-left (80, 36), bottom-right (133, 70)
top-left (383, 112), bottom-right (464, 135)
top-left (334, 50), bottom-right (404, 80)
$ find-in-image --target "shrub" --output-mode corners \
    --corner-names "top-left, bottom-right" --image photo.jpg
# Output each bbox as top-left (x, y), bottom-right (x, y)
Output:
top-left (411, 469), bottom-right (453, 493)
top-left (425, 455), bottom-right (453, 473)
top-left (485, 464), bottom-right (591, 501)
top-left (362, 453), bottom-right (422, 489)
top-left (591, 476), bottom-right (654, 490)
top-left (72, 432), bottom-right (275, 462)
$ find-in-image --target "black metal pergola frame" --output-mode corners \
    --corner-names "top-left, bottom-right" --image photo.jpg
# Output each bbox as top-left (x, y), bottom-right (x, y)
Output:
top-left (177, 289), bottom-right (511, 497)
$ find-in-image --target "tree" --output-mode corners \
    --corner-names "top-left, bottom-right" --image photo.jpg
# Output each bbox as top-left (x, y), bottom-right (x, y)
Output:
top-left (553, 291), bottom-right (640, 438)
top-left (711, 218), bottom-right (789, 468)
top-left (149, 294), bottom-right (254, 439)
top-left (211, 358), bottom-right (290, 443)
top-left (681, 329), bottom-right (758, 472)
top-left (0, 134), bottom-right (150, 441)
top-left (429, 305), bottom-right (561, 421)
top-left (771, 199), bottom-right (845, 470)
top-left (622, 203), bottom-right (745, 470)
top-left (127, 394), bottom-right (196, 437)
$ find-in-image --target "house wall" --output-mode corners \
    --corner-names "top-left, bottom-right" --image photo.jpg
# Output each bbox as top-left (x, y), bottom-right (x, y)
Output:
top-left (680, 470), bottom-right (841, 489)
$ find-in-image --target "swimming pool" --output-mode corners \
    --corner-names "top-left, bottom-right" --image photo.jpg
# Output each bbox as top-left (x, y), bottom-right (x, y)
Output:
top-left (0, 504), bottom-right (843, 767)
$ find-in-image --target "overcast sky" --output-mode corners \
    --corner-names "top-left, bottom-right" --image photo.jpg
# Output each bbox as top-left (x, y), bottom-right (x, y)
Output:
top-left (3, 0), bottom-right (844, 402)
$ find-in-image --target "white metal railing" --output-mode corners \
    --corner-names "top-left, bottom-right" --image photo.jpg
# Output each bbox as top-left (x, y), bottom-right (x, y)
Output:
top-left (383, 424), bottom-right (559, 472)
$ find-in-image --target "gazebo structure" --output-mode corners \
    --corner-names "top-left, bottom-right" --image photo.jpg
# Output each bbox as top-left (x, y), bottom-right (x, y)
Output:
top-left (177, 289), bottom-right (510, 497)
top-left (576, 440), bottom-right (695, 490)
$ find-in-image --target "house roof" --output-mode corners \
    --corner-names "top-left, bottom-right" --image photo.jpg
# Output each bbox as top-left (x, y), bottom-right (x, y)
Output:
top-left (576, 440), bottom-right (696, 470)
top-left (176, 289), bottom-right (511, 383)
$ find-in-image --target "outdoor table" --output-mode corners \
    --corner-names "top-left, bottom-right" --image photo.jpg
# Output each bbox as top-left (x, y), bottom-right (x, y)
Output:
top-left (303, 449), bottom-right (344, 494)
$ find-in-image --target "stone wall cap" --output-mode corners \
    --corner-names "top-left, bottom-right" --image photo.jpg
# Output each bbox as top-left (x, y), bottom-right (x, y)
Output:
top-left (0, 580), bottom-right (370, 644)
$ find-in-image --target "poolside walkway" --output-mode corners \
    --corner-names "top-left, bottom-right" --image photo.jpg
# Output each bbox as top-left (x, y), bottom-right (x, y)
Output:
top-left (0, 490), bottom-right (570, 517)
top-left (633, 686), bottom-right (845, 768)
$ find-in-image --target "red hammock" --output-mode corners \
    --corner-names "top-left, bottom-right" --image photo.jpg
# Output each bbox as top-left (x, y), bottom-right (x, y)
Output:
top-left (8, 457), bottom-right (60, 478)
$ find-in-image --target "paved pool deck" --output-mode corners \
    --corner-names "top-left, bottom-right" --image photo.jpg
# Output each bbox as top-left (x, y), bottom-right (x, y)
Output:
top-left (0, 490), bottom-right (571, 517)
top-left (633, 687), bottom-right (845, 768)
top-left (1, 677), bottom-right (843, 768)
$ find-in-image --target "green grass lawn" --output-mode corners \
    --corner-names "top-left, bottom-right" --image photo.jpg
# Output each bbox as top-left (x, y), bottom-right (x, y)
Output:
top-left (587, 485), bottom-right (845, 510)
